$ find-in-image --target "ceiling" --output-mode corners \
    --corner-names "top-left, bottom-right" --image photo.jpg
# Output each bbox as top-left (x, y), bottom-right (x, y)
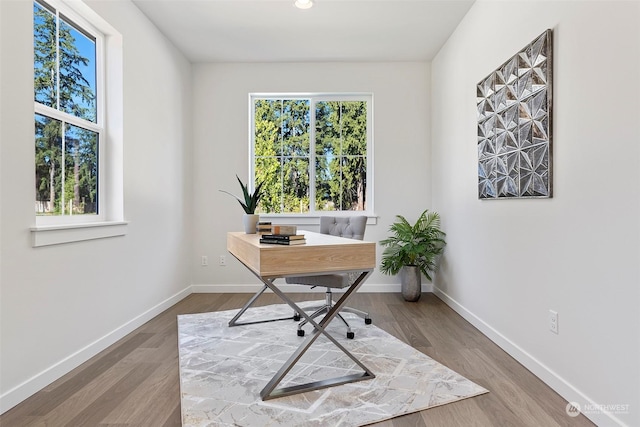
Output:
top-left (131, 0), bottom-right (475, 63)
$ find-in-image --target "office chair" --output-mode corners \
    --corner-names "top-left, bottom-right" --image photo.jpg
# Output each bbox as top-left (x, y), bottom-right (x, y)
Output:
top-left (286, 216), bottom-right (372, 339)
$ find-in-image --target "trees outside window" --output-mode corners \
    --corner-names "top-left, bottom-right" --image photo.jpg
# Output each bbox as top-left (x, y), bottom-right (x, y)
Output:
top-left (34, 0), bottom-right (101, 216)
top-left (252, 95), bottom-right (372, 215)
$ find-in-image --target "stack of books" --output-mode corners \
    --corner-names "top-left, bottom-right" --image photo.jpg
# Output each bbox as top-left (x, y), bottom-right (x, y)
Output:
top-left (256, 221), bottom-right (272, 235)
top-left (259, 233), bottom-right (306, 245)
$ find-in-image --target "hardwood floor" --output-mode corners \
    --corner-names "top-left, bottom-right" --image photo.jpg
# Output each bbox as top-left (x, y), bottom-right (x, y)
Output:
top-left (0, 292), bottom-right (596, 426)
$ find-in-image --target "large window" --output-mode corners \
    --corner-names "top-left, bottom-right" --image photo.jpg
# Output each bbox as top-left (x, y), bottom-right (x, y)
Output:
top-left (33, 0), bottom-right (102, 220)
top-left (251, 94), bottom-right (373, 215)
top-left (31, 0), bottom-right (125, 246)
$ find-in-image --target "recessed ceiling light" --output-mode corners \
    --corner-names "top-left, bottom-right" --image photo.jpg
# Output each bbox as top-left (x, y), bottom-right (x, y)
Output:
top-left (294, 0), bottom-right (313, 10)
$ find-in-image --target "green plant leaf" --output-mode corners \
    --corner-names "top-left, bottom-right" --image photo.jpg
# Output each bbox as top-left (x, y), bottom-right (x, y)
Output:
top-left (220, 175), bottom-right (265, 214)
top-left (379, 209), bottom-right (447, 280)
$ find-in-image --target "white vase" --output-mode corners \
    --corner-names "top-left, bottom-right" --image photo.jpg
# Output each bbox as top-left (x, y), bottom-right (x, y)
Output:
top-left (243, 214), bottom-right (259, 234)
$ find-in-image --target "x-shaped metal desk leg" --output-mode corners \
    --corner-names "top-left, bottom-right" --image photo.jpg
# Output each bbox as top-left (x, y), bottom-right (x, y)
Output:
top-left (228, 284), bottom-right (294, 327)
top-left (226, 262), bottom-right (376, 400)
top-left (256, 271), bottom-right (375, 400)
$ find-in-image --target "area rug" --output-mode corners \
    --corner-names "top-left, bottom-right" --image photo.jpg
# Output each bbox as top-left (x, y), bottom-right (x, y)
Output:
top-left (178, 302), bottom-right (488, 426)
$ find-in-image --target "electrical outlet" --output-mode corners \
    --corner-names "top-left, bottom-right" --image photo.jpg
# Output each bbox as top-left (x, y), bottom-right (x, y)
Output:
top-left (219, 255), bottom-right (226, 266)
top-left (549, 310), bottom-right (558, 334)
top-left (201, 256), bottom-right (208, 266)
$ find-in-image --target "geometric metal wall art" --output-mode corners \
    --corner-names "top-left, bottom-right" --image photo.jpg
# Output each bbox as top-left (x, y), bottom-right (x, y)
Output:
top-left (477, 29), bottom-right (553, 199)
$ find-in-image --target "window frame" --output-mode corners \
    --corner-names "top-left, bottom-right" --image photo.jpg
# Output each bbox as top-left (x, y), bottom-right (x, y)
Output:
top-left (34, 0), bottom-right (105, 226)
top-left (31, 0), bottom-right (126, 246)
top-left (249, 93), bottom-right (375, 219)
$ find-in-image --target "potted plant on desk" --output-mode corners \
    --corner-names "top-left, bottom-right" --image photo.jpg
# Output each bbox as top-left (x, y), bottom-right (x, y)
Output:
top-left (220, 175), bottom-right (264, 234)
top-left (380, 209), bottom-right (446, 301)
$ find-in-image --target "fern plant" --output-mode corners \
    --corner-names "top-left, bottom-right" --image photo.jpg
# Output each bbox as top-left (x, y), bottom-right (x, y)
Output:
top-left (380, 209), bottom-right (446, 281)
top-left (220, 175), bottom-right (264, 214)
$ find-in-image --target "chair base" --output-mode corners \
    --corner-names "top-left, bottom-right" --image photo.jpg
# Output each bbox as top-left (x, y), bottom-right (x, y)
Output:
top-left (295, 288), bottom-right (371, 339)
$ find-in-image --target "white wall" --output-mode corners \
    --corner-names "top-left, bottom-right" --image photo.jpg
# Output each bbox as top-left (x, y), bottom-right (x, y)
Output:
top-left (191, 62), bottom-right (433, 291)
top-left (0, 0), bottom-right (193, 412)
top-left (431, 1), bottom-right (640, 426)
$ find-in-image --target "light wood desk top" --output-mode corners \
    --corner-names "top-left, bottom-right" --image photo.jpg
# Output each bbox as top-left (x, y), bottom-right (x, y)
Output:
top-left (227, 231), bottom-right (376, 279)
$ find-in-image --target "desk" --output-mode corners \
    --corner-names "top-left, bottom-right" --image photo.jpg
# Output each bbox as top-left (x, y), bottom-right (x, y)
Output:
top-left (226, 231), bottom-right (376, 400)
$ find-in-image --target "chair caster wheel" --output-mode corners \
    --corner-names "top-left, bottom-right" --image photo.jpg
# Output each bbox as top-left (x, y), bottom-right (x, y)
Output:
top-left (293, 314), bottom-right (301, 321)
top-left (347, 331), bottom-right (355, 339)
top-left (365, 318), bottom-right (372, 325)
top-left (297, 329), bottom-right (305, 337)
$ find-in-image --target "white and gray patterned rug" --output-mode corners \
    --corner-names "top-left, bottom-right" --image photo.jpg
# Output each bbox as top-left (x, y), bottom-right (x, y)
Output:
top-left (178, 302), bottom-right (488, 426)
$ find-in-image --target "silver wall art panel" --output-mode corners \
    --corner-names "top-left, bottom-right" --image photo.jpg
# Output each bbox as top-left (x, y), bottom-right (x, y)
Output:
top-left (477, 29), bottom-right (553, 199)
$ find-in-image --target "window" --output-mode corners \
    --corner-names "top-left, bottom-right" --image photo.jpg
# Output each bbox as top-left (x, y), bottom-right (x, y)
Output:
top-left (251, 94), bottom-right (373, 215)
top-left (34, 0), bottom-right (102, 222)
top-left (31, 0), bottom-right (125, 246)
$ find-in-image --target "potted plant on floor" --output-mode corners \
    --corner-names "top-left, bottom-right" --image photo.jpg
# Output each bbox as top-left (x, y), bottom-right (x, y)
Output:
top-left (220, 175), bottom-right (265, 234)
top-left (380, 209), bottom-right (446, 301)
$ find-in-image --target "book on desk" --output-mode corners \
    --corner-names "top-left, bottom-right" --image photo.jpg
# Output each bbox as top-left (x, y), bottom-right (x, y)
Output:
top-left (270, 225), bottom-right (297, 235)
top-left (260, 234), bottom-right (306, 245)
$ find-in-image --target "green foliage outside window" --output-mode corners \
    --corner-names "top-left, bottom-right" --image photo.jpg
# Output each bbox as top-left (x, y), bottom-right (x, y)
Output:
top-left (253, 97), bottom-right (368, 214)
top-left (34, 0), bottom-right (98, 216)
top-left (315, 101), bottom-right (367, 211)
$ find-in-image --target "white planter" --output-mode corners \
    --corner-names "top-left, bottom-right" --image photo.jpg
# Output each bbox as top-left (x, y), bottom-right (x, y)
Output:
top-left (243, 214), bottom-right (259, 234)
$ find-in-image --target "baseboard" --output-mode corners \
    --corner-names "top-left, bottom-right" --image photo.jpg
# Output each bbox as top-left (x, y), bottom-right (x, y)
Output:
top-left (433, 287), bottom-right (628, 427)
top-left (191, 282), bottom-right (434, 294)
top-left (0, 286), bottom-right (192, 414)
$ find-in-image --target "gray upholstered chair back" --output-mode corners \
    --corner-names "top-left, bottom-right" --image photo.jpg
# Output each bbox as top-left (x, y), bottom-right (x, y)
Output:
top-left (320, 216), bottom-right (367, 241)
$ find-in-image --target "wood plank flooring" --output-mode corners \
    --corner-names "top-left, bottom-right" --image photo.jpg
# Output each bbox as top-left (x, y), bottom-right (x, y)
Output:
top-left (0, 292), bottom-right (596, 426)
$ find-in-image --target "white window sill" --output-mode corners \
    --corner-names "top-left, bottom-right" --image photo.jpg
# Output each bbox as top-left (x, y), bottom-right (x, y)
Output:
top-left (30, 221), bottom-right (128, 247)
top-left (256, 214), bottom-right (378, 226)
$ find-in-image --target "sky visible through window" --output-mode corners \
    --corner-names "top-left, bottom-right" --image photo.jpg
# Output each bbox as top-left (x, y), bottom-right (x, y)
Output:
top-left (67, 23), bottom-right (96, 115)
